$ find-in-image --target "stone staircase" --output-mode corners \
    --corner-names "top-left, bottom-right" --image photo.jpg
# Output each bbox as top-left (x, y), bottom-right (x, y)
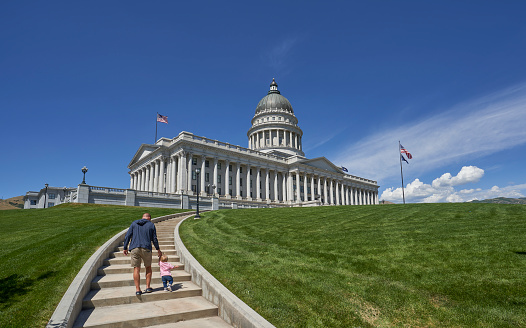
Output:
top-left (73, 218), bottom-right (232, 328)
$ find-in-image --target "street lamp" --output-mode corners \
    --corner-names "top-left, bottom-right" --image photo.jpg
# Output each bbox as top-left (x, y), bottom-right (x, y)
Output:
top-left (81, 166), bottom-right (88, 184)
top-left (44, 183), bottom-right (49, 208)
top-left (195, 168), bottom-right (201, 219)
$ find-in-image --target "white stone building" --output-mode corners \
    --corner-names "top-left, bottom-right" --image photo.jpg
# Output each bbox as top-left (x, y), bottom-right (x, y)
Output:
top-left (127, 79), bottom-right (379, 207)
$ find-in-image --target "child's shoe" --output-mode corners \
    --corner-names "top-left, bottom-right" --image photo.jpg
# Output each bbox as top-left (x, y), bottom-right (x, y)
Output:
top-left (167, 284), bottom-right (172, 292)
top-left (164, 287), bottom-right (169, 292)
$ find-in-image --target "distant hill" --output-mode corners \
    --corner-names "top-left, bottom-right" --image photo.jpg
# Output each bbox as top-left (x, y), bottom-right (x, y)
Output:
top-left (0, 195), bottom-right (24, 210)
top-left (469, 197), bottom-right (526, 204)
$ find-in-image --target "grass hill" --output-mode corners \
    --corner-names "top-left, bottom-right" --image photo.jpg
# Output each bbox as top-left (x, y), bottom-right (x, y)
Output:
top-left (469, 197), bottom-right (526, 204)
top-left (0, 203), bottom-right (191, 327)
top-left (2, 203), bottom-right (525, 327)
top-left (181, 203), bottom-right (526, 327)
top-left (0, 195), bottom-right (24, 210)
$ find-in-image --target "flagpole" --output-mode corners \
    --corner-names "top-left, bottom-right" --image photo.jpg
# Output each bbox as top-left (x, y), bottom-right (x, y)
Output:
top-left (155, 112), bottom-right (158, 143)
top-left (399, 141), bottom-right (406, 204)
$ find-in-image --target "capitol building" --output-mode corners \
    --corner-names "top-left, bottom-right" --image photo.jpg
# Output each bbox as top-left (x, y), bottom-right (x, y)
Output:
top-left (25, 79), bottom-right (379, 209)
top-left (127, 79), bottom-right (379, 208)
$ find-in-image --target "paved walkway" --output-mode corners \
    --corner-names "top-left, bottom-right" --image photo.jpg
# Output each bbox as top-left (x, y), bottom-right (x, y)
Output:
top-left (73, 217), bottom-right (232, 328)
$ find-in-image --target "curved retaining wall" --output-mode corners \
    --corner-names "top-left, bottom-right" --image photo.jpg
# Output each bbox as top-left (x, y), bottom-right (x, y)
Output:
top-left (46, 212), bottom-right (193, 328)
top-left (174, 216), bottom-right (275, 328)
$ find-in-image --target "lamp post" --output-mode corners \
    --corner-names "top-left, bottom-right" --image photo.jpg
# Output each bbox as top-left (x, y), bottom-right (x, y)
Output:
top-left (195, 168), bottom-right (201, 219)
top-left (44, 183), bottom-right (49, 208)
top-left (81, 166), bottom-right (88, 184)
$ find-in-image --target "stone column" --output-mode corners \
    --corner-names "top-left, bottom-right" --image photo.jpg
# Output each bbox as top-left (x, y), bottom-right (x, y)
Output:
top-left (159, 158), bottom-right (165, 193)
top-left (264, 168), bottom-right (270, 200)
top-left (178, 153), bottom-right (186, 194)
top-left (341, 183), bottom-right (345, 205)
top-left (274, 171), bottom-right (278, 202)
top-left (310, 175), bottom-right (315, 201)
top-left (281, 172), bottom-right (287, 202)
top-left (295, 171), bottom-right (301, 203)
top-left (187, 154), bottom-right (193, 193)
top-left (144, 165), bottom-right (150, 192)
top-left (213, 158), bottom-right (218, 196)
top-left (236, 163), bottom-right (241, 199)
top-left (200, 156), bottom-right (206, 196)
top-left (256, 167), bottom-right (261, 200)
top-left (358, 188), bottom-right (362, 205)
top-left (246, 164), bottom-right (251, 199)
top-left (303, 173), bottom-right (308, 201)
top-left (224, 160), bottom-right (230, 198)
top-left (335, 181), bottom-right (340, 205)
top-left (329, 179), bottom-right (334, 205)
top-left (152, 161), bottom-right (158, 193)
top-left (171, 156), bottom-right (177, 193)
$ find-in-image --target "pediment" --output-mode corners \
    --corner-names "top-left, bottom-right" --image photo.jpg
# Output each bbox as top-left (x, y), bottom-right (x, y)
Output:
top-left (300, 157), bottom-right (344, 174)
top-left (128, 144), bottom-right (160, 168)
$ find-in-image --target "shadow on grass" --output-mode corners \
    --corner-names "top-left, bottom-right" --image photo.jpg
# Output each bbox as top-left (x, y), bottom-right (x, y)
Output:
top-left (0, 271), bottom-right (57, 308)
top-left (514, 251), bottom-right (526, 255)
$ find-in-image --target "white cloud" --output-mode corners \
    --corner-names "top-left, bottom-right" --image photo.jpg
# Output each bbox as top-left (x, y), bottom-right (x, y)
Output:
top-left (333, 83), bottom-right (526, 182)
top-left (381, 166), bottom-right (526, 203)
top-left (432, 166), bottom-right (484, 188)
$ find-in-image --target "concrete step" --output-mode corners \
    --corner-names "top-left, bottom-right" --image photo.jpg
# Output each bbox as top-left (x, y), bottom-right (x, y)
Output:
top-left (97, 263), bottom-right (184, 275)
top-left (91, 271), bottom-right (191, 289)
top-left (104, 256), bottom-right (180, 266)
top-left (116, 246), bottom-right (175, 252)
top-left (142, 317), bottom-right (233, 328)
top-left (82, 281), bottom-right (202, 309)
top-left (111, 250), bottom-right (177, 258)
top-left (73, 296), bottom-right (218, 328)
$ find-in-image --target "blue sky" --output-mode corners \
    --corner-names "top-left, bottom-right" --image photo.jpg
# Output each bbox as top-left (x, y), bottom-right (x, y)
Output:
top-left (1, 1), bottom-right (526, 203)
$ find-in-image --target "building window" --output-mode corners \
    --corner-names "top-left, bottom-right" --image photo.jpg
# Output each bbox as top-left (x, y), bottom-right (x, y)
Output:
top-left (300, 176), bottom-right (303, 182)
top-left (250, 180), bottom-right (253, 187)
top-left (240, 167), bottom-right (243, 174)
top-left (278, 116), bottom-right (282, 120)
top-left (49, 193), bottom-right (56, 199)
top-left (217, 175), bottom-right (221, 183)
top-left (272, 116), bottom-right (275, 120)
top-left (229, 189), bottom-right (232, 195)
top-left (300, 186), bottom-right (304, 193)
top-left (315, 188), bottom-right (318, 194)
top-left (308, 187), bottom-right (311, 194)
top-left (192, 158), bottom-right (197, 165)
top-left (205, 160), bottom-right (209, 167)
top-left (205, 173), bottom-right (210, 182)
top-left (191, 185), bottom-right (196, 192)
top-left (218, 163), bottom-right (221, 170)
top-left (30, 200), bottom-right (37, 205)
top-left (192, 171), bottom-right (196, 180)
top-left (229, 164), bottom-right (232, 171)
top-left (229, 176), bottom-right (233, 185)
top-left (48, 202), bottom-right (55, 207)
top-left (240, 178), bottom-right (243, 186)
top-left (293, 175), bottom-right (296, 181)
top-left (218, 188), bottom-right (222, 194)
top-left (250, 169), bottom-right (252, 175)
top-left (314, 179), bottom-right (317, 184)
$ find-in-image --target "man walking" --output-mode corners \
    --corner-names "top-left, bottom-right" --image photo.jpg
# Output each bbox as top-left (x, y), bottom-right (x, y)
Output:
top-left (123, 213), bottom-right (162, 295)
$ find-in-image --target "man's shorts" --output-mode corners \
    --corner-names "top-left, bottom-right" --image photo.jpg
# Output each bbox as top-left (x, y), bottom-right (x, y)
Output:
top-left (130, 247), bottom-right (152, 268)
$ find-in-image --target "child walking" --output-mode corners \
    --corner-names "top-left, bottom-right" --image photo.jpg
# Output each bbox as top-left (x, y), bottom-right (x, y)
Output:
top-left (159, 254), bottom-right (178, 292)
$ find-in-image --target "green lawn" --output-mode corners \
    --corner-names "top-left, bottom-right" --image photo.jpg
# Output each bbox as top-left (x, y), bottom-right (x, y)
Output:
top-left (0, 204), bottom-right (189, 328)
top-left (180, 203), bottom-right (526, 327)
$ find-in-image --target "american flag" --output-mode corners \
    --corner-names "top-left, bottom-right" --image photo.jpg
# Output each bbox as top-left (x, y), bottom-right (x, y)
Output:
top-left (157, 113), bottom-right (168, 124)
top-left (401, 154), bottom-right (409, 164)
top-left (400, 144), bottom-right (412, 159)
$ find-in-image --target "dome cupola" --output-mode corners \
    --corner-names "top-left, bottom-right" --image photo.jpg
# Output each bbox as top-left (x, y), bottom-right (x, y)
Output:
top-left (247, 79), bottom-right (304, 157)
top-left (255, 78), bottom-right (294, 115)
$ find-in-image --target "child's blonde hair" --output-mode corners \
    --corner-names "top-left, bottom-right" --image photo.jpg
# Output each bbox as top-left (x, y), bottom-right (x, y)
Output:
top-left (160, 254), bottom-right (169, 262)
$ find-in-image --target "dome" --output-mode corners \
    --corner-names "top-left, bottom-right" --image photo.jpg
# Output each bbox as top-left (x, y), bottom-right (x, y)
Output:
top-left (255, 78), bottom-right (294, 114)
